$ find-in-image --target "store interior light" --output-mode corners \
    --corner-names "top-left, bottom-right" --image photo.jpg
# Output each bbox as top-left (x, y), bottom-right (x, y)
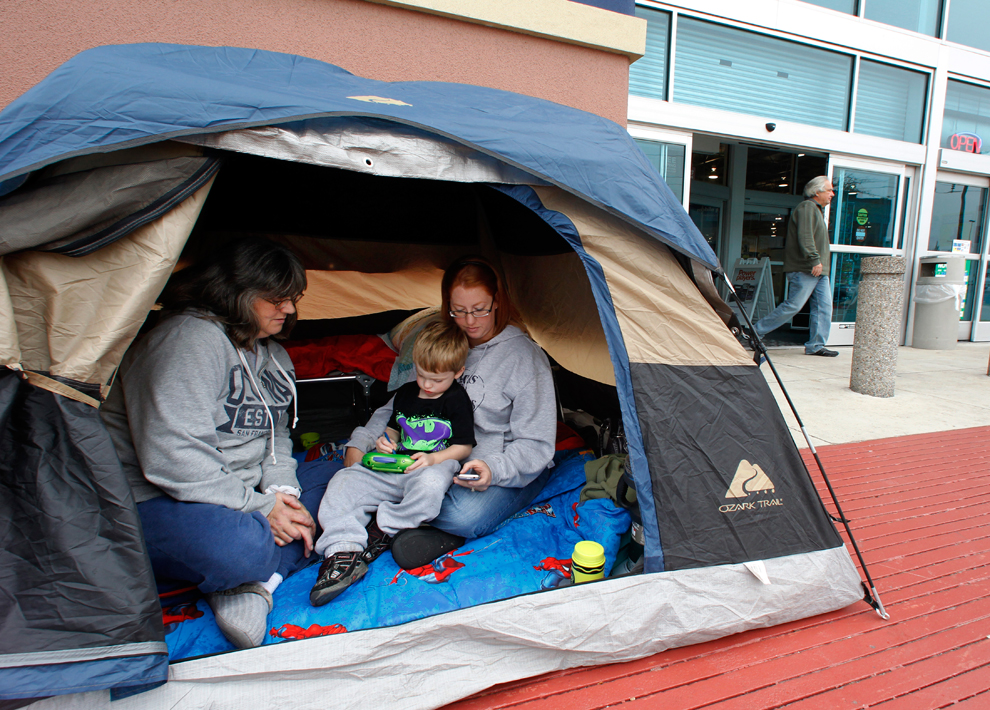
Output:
top-left (708, 175), bottom-right (718, 179)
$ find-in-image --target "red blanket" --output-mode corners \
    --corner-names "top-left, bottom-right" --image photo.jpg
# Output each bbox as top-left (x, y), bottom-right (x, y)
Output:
top-left (284, 334), bottom-right (397, 382)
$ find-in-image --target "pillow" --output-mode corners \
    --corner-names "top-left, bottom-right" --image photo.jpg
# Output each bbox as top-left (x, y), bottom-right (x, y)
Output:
top-left (384, 306), bottom-right (441, 391)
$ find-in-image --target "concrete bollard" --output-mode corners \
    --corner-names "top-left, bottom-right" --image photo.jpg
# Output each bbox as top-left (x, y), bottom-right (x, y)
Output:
top-left (850, 256), bottom-right (906, 398)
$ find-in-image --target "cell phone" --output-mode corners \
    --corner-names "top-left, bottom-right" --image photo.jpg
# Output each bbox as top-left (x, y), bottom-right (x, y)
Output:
top-left (456, 472), bottom-right (480, 481)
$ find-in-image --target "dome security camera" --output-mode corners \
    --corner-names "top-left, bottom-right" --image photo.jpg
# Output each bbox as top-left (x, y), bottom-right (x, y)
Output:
top-left (766, 122), bottom-right (776, 132)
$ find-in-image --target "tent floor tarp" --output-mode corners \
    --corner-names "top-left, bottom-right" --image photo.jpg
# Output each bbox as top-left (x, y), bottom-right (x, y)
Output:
top-left (162, 448), bottom-right (634, 661)
top-left (30, 548), bottom-right (862, 710)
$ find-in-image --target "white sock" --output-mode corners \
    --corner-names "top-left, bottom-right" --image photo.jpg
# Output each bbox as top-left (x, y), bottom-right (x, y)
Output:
top-left (260, 572), bottom-right (283, 595)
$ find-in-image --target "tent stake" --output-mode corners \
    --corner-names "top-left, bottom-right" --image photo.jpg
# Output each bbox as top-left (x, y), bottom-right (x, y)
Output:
top-left (719, 273), bottom-right (890, 621)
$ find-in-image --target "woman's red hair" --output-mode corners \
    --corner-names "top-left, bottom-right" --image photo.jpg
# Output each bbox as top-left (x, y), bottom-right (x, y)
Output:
top-left (440, 256), bottom-right (521, 339)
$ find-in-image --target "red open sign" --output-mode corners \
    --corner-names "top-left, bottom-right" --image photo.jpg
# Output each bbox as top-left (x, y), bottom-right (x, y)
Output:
top-left (949, 132), bottom-right (983, 153)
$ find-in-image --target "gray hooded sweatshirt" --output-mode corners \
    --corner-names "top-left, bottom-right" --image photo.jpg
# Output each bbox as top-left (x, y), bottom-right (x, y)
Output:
top-left (347, 325), bottom-right (556, 488)
top-left (101, 311), bottom-right (299, 516)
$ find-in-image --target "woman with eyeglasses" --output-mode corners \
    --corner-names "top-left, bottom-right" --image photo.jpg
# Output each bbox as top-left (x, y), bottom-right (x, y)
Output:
top-left (101, 238), bottom-right (332, 650)
top-left (343, 256), bottom-right (556, 569)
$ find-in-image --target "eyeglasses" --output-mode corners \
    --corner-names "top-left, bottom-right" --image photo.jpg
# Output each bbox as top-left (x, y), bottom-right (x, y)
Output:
top-left (265, 295), bottom-right (301, 310)
top-left (449, 301), bottom-right (494, 319)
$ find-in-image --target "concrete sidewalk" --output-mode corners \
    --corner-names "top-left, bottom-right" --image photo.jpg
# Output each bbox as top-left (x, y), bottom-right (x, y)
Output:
top-left (761, 341), bottom-right (990, 449)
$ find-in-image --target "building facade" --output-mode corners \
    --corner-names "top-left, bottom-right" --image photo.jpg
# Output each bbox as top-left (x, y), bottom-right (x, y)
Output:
top-left (0, 0), bottom-right (643, 126)
top-left (11, 0), bottom-right (990, 346)
top-left (628, 0), bottom-right (990, 345)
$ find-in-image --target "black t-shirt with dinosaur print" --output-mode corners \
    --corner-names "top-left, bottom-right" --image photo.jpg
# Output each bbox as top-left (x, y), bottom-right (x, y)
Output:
top-left (386, 380), bottom-right (476, 454)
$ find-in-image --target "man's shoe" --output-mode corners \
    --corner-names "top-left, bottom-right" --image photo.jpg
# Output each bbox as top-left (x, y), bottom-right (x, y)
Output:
top-left (390, 526), bottom-right (465, 570)
top-left (206, 582), bottom-right (273, 649)
top-left (807, 347), bottom-right (839, 357)
top-left (361, 514), bottom-right (394, 564)
top-left (310, 551), bottom-right (367, 607)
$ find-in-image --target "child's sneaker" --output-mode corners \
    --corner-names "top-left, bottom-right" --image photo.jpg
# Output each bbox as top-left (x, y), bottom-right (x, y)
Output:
top-left (361, 514), bottom-right (394, 564)
top-left (310, 552), bottom-right (367, 606)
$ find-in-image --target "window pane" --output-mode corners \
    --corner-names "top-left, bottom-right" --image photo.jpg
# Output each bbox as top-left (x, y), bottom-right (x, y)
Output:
top-left (796, 154), bottom-right (831, 194)
top-left (864, 0), bottom-right (941, 36)
top-left (854, 60), bottom-right (927, 143)
top-left (946, 0), bottom-right (990, 54)
top-left (962, 260), bottom-right (977, 320)
top-left (898, 176), bottom-right (911, 249)
top-left (746, 149), bottom-right (796, 194)
top-left (690, 146), bottom-right (727, 185)
top-left (673, 18), bottom-right (853, 131)
top-left (688, 203), bottom-right (720, 249)
top-left (744, 149), bottom-right (828, 196)
top-left (741, 211), bottom-right (788, 262)
top-left (981, 266), bottom-right (990, 322)
top-left (831, 252), bottom-right (862, 323)
top-left (828, 168), bottom-right (899, 248)
top-left (634, 139), bottom-right (686, 201)
top-left (629, 7), bottom-right (669, 100)
top-left (928, 182), bottom-right (987, 253)
top-left (798, 0), bottom-right (857, 13)
top-left (942, 80), bottom-right (990, 155)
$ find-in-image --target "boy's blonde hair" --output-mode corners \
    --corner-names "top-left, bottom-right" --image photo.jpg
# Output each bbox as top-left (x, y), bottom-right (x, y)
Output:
top-left (412, 320), bottom-right (469, 374)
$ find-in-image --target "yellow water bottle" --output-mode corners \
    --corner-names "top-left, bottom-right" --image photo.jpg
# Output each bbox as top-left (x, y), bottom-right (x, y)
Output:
top-left (571, 540), bottom-right (606, 583)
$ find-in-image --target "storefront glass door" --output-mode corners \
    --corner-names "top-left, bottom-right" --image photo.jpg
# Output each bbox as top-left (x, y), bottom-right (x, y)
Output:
top-left (688, 197), bottom-right (723, 254)
top-left (928, 172), bottom-right (990, 341)
top-left (978, 263), bottom-right (990, 340)
top-left (826, 160), bottom-right (908, 345)
top-left (741, 206), bottom-right (790, 314)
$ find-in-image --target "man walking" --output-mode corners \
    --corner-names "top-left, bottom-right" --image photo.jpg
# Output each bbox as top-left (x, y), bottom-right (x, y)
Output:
top-left (753, 176), bottom-right (838, 357)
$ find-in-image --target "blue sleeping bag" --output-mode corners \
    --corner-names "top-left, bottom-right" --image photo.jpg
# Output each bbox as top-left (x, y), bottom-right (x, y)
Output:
top-left (163, 449), bottom-right (630, 659)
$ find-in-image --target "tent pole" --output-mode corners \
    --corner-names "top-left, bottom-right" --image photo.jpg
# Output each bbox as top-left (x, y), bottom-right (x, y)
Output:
top-left (718, 273), bottom-right (890, 621)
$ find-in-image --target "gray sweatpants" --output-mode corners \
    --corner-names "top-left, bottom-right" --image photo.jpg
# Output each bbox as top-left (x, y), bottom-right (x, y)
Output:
top-left (314, 459), bottom-right (459, 558)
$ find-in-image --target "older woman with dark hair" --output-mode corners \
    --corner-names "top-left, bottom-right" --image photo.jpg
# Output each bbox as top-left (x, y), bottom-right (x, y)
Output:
top-left (101, 238), bottom-right (328, 649)
top-left (343, 256), bottom-right (557, 569)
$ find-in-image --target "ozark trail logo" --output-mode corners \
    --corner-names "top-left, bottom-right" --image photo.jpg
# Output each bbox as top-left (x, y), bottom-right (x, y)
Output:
top-left (719, 460), bottom-right (783, 513)
top-left (347, 95), bottom-right (412, 106)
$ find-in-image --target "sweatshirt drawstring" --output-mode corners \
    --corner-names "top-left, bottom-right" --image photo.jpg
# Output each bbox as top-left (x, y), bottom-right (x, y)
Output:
top-left (237, 349), bottom-right (276, 463)
top-left (236, 345), bottom-right (297, 464)
top-left (270, 354), bottom-right (299, 429)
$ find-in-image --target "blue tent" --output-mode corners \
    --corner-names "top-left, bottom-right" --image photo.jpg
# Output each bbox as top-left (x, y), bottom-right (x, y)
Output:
top-left (0, 44), bottom-right (864, 709)
top-left (0, 42), bottom-right (716, 269)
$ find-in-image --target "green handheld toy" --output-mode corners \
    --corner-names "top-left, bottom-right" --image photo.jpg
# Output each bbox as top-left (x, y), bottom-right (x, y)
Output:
top-left (362, 452), bottom-right (416, 473)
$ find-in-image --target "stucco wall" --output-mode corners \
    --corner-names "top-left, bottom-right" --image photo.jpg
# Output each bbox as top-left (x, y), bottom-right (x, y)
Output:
top-left (1, 0), bottom-right (631, 125)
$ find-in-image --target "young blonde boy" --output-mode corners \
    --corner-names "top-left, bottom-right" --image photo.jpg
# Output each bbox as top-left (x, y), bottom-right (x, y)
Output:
top-left (310, 320), bottom-right (475, 606)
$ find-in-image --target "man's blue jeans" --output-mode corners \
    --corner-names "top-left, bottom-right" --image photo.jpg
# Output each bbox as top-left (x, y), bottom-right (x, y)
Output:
top-left (754, 271), bottom-right (834, 354)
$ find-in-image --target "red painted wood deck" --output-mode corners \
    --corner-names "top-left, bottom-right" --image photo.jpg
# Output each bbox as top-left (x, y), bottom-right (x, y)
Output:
top-left (443, 426), bottom-right (990, 710)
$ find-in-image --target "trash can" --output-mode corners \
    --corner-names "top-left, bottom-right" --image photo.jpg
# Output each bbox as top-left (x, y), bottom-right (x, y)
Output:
top-left (912, 255), bottom-right (965, 350)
